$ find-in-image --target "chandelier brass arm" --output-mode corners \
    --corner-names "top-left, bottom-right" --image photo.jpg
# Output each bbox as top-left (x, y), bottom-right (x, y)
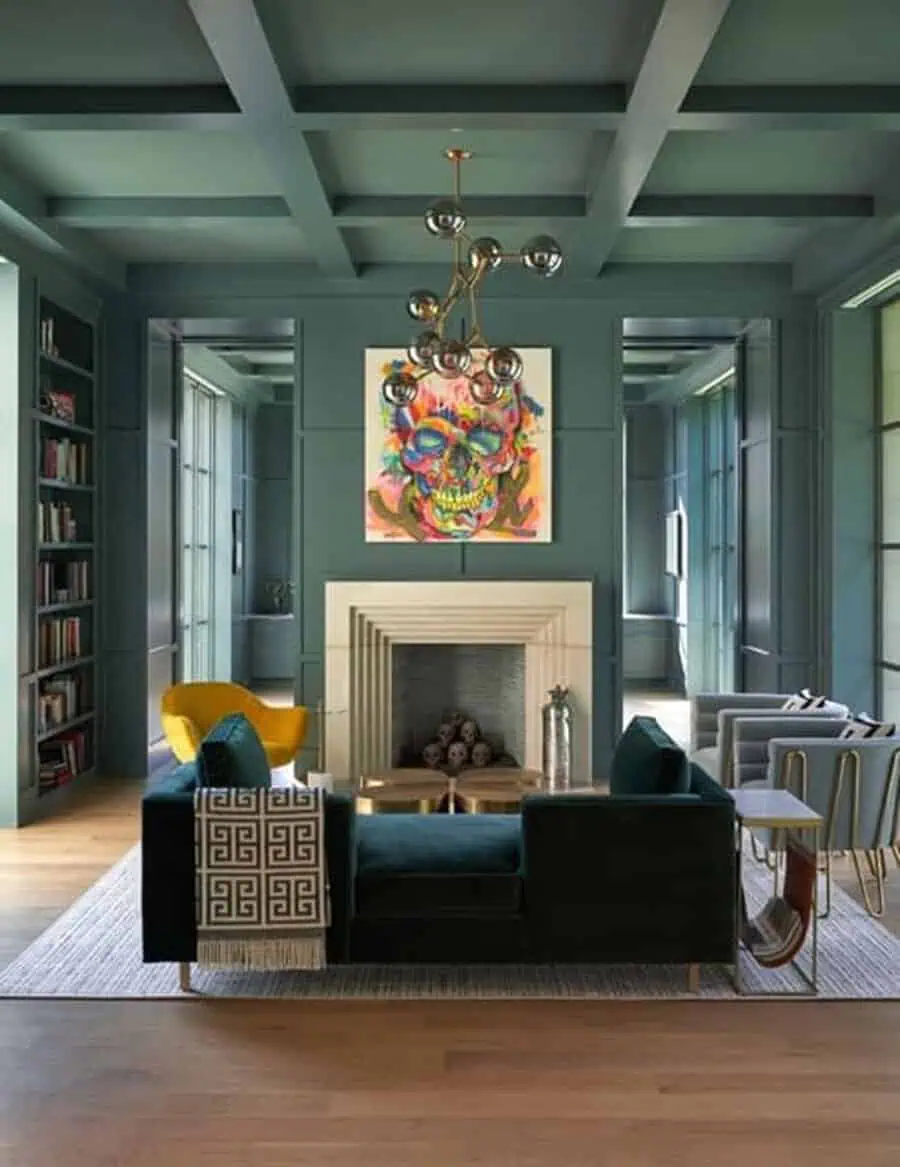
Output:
top-left (382, 147), bottom-right (563, 407)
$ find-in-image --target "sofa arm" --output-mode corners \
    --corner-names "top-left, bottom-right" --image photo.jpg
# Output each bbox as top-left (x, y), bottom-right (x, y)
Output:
top-left (521, 794), bottom-right (736, 963)
top-left (733, 715), bottom-right (847, 788)
top-left (767, 736), bottom-right (900, 851)
top-left (690, 693), bottom-right (788, 752)
top-left (141, 783), bottom-right (357, 965)
top-left (142, 780), bottom-right (197, 963)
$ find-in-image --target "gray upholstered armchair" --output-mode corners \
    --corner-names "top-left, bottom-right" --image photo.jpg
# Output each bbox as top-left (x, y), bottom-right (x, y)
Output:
top-left (761, 723), bottom-right (900, 918)
top-left (690, 693), bottom-right (849, 788)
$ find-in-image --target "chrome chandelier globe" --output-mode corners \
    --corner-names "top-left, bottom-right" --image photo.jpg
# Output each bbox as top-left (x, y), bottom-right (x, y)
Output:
top-left (381, 148), bottom-right (563, 407)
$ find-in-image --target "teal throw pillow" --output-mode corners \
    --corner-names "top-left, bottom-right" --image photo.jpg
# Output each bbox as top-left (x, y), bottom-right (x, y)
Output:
top-left (610, 715), bottom-right (689, 797)
top-left (196, 712), bottom-right (271, 790)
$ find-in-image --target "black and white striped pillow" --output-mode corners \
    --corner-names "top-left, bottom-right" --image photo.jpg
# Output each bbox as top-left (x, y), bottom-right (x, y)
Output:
top-left (839, 713), bottom-right (896, 740)
top-left (781, 688), bottom-right (827, 712)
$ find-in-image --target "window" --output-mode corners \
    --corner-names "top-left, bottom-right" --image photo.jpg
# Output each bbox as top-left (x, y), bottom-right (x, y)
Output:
top-left (180, 376), bottom-right (215, 682)
top-left (879, 301), bottom-right (900, 722)
top-left (701, 378), bottom-right (738, 692)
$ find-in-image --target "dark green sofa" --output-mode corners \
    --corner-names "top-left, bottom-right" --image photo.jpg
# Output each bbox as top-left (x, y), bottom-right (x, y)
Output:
top-left (142, 716), bottom-right (737, 968)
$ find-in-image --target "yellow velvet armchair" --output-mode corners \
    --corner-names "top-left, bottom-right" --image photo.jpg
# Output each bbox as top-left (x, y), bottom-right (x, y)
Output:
top-left (160, 682), bottom-right (309, 768)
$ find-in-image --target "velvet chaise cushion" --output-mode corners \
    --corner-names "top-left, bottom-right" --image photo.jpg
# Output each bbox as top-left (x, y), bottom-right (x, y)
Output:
top-left (356, 813), bottom-right (522, 876)
top-left (610, 715), bottom-right (690, 797)
top-left (196, 712), bottom-right (272, 790)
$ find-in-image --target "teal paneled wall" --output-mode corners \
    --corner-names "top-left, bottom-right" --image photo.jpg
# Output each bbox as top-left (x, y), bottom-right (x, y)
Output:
top-left (253, 402), bottom-right (293, 613)
top-left (104, 270), bottom-right (824, 781)
top-left (295, 299), bottom-right (621, 768)
top-left (821, 308), bottom-right (876, 713)
top-left (624, 406), bottom-right (667, 615)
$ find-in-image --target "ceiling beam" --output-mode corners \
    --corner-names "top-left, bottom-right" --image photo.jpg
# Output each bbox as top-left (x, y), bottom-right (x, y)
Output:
top-left (678, 85), bottom-right (900, 131)
top-left (3, 83), bottom-right (900, 132)
top-left (184, 0), bottom-right (356, 278)
top-left (0, 84), bottom-right (241, 130)
top-left (575, 0), bottom-right (733, 277)
top-left (626, 194), bottom-right (872, 227)
top-left (0, 165), bottom-right (124, 287)
top-left (49, 193), bottom-right (870, 230)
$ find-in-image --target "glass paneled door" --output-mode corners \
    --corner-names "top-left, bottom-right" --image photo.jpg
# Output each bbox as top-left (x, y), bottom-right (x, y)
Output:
top-left (879, 301), bottom-right (900, 722)
top-left (179, 375), bottom-right (215, 682)
top-left (702, 378), bottom-right (739, 692)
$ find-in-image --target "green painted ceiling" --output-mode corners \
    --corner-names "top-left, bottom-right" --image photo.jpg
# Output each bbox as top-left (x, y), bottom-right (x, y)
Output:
top-left (0, 0), bottom-right (899, 285)
top-left (695, 0), bottom-right (900, 85)
top-left (255, 0), bottom-right (667, 85)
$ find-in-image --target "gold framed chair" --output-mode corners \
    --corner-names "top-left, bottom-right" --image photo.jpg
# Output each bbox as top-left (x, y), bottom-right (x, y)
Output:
top-left (161, 682), bottom-right (309, 769)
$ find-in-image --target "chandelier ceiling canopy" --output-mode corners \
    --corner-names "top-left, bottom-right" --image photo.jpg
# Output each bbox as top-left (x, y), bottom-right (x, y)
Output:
top-left (382, 148), bottom-right (563, 407)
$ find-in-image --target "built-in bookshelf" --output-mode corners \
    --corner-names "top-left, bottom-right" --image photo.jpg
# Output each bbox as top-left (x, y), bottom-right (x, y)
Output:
top-left (32, 296), bottom-right (98, 803)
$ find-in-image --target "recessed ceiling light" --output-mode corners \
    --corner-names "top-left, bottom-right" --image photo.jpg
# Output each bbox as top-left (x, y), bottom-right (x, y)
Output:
top-left (842, 268), bottom-right (900, 309)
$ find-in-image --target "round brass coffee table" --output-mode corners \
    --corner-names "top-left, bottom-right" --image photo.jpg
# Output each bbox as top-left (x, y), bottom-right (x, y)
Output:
top-left (356, 770), bottom-right (448, 814)
top-left (455, 769), bottom-right (545, 813)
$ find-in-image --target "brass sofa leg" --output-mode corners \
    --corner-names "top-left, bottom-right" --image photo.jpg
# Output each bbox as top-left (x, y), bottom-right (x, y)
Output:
top-left (179, 962), bottom-right (192, 992)
top-left (687, 964), bottom-right (700, 993)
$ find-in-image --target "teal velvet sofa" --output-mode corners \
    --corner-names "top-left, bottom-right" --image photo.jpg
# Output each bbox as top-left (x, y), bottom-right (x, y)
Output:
top-left (142, 715), bottom-right (737, 968)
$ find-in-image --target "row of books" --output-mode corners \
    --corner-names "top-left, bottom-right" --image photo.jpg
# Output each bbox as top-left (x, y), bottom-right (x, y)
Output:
top-left (38, 728), bottom-right (89, 794)
top-left (38, 674), bottom-right (84, 733)
top-left (39, 317), bottom-right (60, 358)
top-left (39, 616), bottom-right (84, 669)
top-left (38, 500), bottom-right (80, 544)
top-left (42, 437), bottom-right (90, 485)
top-left (37, 558), bottom-right (90, 607)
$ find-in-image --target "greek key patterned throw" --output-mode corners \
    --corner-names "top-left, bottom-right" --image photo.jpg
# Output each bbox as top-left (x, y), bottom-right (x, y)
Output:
top-left (193, 786), bottom-right (329, 971)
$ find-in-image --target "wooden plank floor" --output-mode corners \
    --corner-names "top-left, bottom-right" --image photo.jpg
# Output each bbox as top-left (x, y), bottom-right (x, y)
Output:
top-left (2, 776), bottom-right (900, 1165)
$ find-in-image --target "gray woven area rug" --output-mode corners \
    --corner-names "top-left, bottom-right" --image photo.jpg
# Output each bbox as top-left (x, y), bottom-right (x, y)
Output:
top-left (2, 844), bottom-right (899, 999)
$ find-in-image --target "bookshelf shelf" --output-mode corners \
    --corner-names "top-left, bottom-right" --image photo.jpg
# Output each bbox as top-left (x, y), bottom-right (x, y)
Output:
top-left (37, 710), bottom-right (96, 745)
top-left (40, 350), bottom-right (94, 381)
top-left (30, 295), bottom-right (99, 812)
top-left (35, 655), bottom-right (95, 681)
top-left (38, 600), bottom-right (94, 616)
top-left (33, 411), bottom-right (94, 437)
top-left (39, 478), bottom-right (95, 493)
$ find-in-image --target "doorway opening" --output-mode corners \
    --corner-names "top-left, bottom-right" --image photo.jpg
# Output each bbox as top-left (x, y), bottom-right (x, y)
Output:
top-left (146, 317), bottom-right (296, 774)
top-left (621, 316), bottom-right (764, 744)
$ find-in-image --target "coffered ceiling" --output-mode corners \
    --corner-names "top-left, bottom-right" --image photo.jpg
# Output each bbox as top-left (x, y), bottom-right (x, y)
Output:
top-left (1, 0), bottom-right (899, 293)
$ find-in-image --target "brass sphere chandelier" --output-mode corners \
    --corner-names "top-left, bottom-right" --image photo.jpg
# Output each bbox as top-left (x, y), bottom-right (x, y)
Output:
top-left (382, 147), bottom-right (563, 407)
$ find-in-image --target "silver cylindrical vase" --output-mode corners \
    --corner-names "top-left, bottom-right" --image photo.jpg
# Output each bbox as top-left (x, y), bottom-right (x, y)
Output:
top-left (541, 684), bottom-right (573, 791)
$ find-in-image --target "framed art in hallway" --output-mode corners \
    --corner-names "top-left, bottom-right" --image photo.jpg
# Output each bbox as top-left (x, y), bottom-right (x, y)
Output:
top-left (364, 347), bottom-right (553, 543)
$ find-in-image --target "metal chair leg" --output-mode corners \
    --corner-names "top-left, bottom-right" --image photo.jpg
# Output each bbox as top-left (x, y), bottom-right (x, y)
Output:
top-left (851, 850), bottom-right (886, 918)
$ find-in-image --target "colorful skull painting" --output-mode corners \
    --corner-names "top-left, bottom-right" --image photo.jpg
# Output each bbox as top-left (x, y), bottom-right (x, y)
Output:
top-left (365, 350), bottom-right (551, 543)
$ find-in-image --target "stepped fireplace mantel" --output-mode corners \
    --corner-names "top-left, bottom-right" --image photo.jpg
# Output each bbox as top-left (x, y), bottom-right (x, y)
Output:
top-left (323, 580), bottom-right (593, 779)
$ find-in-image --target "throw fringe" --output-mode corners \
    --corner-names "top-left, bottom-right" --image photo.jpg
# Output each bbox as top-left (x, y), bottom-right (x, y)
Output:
top-left (197, 935), bottom-right (326, 972)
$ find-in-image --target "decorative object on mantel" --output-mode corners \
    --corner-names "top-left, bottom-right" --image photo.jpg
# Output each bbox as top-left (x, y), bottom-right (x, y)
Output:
top-left (265, 579), bottom-right (294, 613)
top-left (365, 347), bottom-right (552, 542)
top-left (542, 685), bottom-right (573, 791)
top-left (380, 148), bottom-right (562, 409)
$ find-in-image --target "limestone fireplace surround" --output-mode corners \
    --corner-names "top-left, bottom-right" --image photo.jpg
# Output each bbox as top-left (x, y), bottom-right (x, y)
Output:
top-left (324, 580), bottom-right (593, 780)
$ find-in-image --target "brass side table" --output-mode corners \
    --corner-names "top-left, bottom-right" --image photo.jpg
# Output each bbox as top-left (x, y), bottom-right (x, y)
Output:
top-left (729, 787), bottom-right (823, 996)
